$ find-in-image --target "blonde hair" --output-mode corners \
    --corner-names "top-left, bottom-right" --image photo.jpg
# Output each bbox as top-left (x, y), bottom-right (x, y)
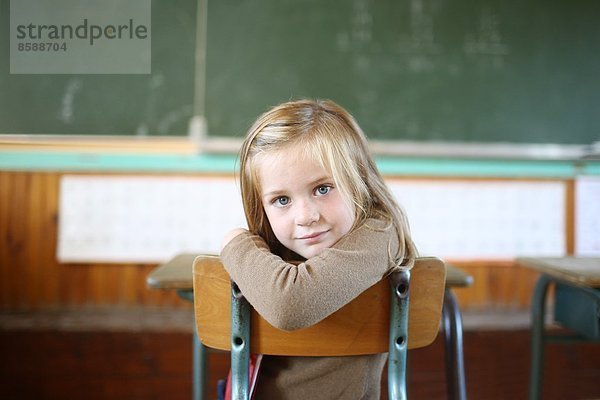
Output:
top-left (238, 99), bottom-right (417, 269)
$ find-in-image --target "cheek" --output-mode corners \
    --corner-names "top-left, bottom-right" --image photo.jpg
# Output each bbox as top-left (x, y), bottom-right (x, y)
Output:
top-left (334, 200), bottom-right (355, 234)
top-left (341, 207), bottom-right (355, 233)
top-left (263, 208), bottom-right (287, 237)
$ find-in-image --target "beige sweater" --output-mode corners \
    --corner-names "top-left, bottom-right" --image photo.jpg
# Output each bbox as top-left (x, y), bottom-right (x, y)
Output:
top-left (221, 218), bottom-right (401, 399)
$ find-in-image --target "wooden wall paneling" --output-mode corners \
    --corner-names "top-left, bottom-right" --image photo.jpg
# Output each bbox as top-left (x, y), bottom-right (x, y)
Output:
top-left (448, 261), bottom-right (543, 312)
top-left (37, 172), bottom-right (60, 306)
top-left (6, 171), bottom-right (32, 308)
top-left (0, 171), bottom-right (10, 306)
top-left (27, 171), bottom-right (42, 307)
top-left (565, 179), bottom-right (575, 255)
top-left (3, 171), bottom-right (19, 307)
top-left (120, 264), bottom-right (142, 306)
top-left (89, 264), bottom-right (107, 305)
top-left (3, 329), bottom-right (599, 400)
top-left (511, 265), bottom-right (542, 309)
top-left (451, 263), bottom-right (491, 310)
top-left (0, 170), bottom-right (574, 311)
top-left (486, 262), bottom-right (518, 308)
top-left (29, 172), bottom-right (57, 307)
top-left (31, 171), bottom-right (58, 308)
top-left (58, 264), bottom-right (85, 307)
top-left (1, 171), bottom-right (192, 310)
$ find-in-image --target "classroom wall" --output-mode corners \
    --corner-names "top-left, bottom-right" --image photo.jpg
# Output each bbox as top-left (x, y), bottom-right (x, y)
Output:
top-left (0, 169), bottom-right (551, 311)
top-left (2, 0), bottom-right (599, 321)
top-left (0, 171), bottom-right (183, 309)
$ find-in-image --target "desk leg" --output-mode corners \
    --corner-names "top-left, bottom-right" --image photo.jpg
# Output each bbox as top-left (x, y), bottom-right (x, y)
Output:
top-left (529, 275), bottom-right (552, 400)
top-left (443, 288), bottom-right (467, 400)
top-left (177, 290), bottom-right (207, 400)
top-left (193, 330), bottom-right (207, 400)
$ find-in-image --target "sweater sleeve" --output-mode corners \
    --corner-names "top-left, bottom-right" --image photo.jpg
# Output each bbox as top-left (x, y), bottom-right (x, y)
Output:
top-left (220, 219), bottom-right (400, 331)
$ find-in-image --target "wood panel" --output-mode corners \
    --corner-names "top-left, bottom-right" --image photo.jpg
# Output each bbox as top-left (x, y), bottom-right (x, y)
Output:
top-left (0, 170), bottom-right (186, 310)
top-left (1, 329), bottom-right (599, 400)
top-left (447, 261), bottom-right (542, 311)
top-left (0, 170), bottom-right (570, 311)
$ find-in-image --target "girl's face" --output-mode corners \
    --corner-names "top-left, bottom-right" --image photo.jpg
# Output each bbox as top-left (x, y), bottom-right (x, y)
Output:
top-left (256, 148), bottom-right (355, 259)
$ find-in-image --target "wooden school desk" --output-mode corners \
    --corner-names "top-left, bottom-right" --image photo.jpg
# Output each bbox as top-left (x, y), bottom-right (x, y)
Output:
top-left (147, 254), bottom-right (473, 400)
top-left (516, 257), bottom-right (600, 400)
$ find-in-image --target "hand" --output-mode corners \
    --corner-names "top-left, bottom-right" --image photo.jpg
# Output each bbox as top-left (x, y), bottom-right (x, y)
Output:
top-left (221, 228), bottom-right (248, 250)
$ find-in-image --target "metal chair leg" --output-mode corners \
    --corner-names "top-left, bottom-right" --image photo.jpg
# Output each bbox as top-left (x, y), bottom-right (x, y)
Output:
top-left (442, 288), bottom-right (467, 400)
top-left (529, 275), bottom-right (552, 400)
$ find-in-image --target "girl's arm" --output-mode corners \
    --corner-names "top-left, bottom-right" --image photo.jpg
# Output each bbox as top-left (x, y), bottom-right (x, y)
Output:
top-left (220, 219), bottom-right (399, 331)
top-left (221, 228), bottom-right (248, 250)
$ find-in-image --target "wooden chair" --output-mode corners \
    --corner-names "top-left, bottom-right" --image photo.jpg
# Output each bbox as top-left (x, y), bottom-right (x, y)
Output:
top-left (193, 255), bottom-right (446, 400)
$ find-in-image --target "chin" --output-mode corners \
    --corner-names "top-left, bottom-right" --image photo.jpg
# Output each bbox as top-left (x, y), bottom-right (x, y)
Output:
top-left (299, 247), bottom-right (325, 259)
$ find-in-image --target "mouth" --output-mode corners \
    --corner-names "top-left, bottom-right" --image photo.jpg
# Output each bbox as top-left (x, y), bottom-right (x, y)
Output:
top-left (298, 230), bottom-right (328, 241)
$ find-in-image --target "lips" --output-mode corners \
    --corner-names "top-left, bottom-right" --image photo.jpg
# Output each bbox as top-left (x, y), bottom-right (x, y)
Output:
top-left (298, 230), bottom-right (329, 241)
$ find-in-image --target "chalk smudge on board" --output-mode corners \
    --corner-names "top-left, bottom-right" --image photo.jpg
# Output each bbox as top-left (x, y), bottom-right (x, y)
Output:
top-left (59, 79), bottom-right (83, 124)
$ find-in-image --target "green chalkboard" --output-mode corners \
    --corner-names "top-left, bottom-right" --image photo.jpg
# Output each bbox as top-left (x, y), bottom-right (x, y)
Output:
top-left (1, 0), bottom-right (599, 146)
top-left (205, 0), bottom-right (600, 145)
top-left (0, 0), bottom-right (196, 136)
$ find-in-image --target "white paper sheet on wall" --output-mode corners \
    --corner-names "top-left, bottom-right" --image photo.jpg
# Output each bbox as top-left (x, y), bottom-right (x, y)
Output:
top-left (575, 176), bottom-right (600, 256)
top-left (58, 176), bottom-right (567, 263)
top-left (388, 180), bottom-right (566, 260)
top-left (58, 176), bottom-right (247, 263)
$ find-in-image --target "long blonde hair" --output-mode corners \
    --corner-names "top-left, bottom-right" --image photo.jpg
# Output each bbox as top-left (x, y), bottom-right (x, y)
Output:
top-left (238, 99), bottom-right (416, 269)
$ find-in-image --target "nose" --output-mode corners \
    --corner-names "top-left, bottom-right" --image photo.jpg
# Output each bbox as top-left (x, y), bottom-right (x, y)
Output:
top-left (295, 199), bottom-right (319, 226)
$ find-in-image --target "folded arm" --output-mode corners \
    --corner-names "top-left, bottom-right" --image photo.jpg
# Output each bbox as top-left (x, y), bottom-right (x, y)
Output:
top-left (220, 219), bottom-right (399, 331)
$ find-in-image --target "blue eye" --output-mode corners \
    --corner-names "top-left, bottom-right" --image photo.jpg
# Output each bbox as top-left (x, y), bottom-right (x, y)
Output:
top-left (315, 185), bottom-right (331, 196)
top-left (275, 196), bottom-right (290, 206)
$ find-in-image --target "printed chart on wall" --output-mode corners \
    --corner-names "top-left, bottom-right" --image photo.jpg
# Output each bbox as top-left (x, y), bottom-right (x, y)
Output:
top-left (58, 176), bottom-right (247, 263)
top-left (388, 180), bottom-right (566, 260)
top-left (58, 176), bottom-right (567, 263)
top-left (575, 176), bottom-right (600, 256)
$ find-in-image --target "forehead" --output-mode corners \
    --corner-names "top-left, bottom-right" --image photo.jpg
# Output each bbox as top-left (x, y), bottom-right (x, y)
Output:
top-left (255, 148), bottom-right (330, 193)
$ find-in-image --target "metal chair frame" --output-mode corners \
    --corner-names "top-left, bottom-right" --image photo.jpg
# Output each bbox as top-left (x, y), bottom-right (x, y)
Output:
top-left (229, 270), bottom-right (412, 400)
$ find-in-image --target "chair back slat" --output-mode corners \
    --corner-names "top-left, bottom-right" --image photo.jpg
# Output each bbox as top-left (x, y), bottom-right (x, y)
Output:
top-left (193, 256), bottom-right (446, 356)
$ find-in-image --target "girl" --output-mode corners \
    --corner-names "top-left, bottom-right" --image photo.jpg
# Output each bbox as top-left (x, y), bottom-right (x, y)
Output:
top-left (221, 99), bottom-right (417, 399)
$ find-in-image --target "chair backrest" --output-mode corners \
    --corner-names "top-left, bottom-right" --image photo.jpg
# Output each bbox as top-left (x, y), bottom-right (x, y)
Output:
top-left (192, 256), bottom-right (446, 356)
